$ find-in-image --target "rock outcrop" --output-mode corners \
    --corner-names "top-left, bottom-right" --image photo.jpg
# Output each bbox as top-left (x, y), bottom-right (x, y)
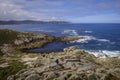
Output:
top-left (0, 29), bottom-right (82, 55)
top-left (7, 47), bottom-right (120, 80)
top-left (0, 29), bottom-right (119, 80)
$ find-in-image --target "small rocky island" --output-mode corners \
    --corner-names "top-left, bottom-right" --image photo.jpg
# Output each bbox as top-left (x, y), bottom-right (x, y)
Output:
top-left (0, 29), bottom-right (120, 80)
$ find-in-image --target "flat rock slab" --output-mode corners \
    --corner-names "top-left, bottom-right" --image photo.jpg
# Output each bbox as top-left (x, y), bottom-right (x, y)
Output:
top-left (0, 63), bottom-right (9, 68)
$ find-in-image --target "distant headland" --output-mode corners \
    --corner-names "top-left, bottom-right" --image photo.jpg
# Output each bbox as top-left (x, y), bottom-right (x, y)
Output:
top-left (0, 20), bottom-right (69, 25)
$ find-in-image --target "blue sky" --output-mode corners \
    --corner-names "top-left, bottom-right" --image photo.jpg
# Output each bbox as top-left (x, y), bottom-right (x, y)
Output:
top-left (0, 0), bottom-right (120, 23)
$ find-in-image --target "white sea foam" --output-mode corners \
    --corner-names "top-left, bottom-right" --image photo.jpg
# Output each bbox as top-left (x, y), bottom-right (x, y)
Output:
top-left (74, 36), bottom-right (95, 43)
top-left (62, 29), bottom-right (79, 36)
top-left (97, 39), bottom-right (110, 42)
top-left (86, 50), bottom-right (120, 58)
top-left (84, 30), bottom-right (92, 33)
top-left (62, 30), bottom-right (110, 43)
top-left (75, 36), bottom-right (110, 43)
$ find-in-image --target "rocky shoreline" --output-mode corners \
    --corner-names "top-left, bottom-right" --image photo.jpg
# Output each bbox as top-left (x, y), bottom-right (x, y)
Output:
top-left (0, 29), bottom-right (120, 80)
top-left (6, 47), bottom-right (120, 80)
top-left (0, 29), bottom-right (82, 55)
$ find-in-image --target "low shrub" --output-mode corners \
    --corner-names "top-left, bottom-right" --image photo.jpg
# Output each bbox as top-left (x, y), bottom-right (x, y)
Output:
top-left (0, 29), bottom-right (19, 46)
top-left (0, 61), bottom-right (27, 80)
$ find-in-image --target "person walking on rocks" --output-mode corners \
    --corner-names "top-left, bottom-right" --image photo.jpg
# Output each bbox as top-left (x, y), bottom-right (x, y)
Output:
top-left (55, 59), bottom-right (60, 69)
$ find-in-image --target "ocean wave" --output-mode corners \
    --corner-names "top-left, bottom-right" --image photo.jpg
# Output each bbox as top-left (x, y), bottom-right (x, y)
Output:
top-left (97, 39), bottom-right (110, 42)
top-left (62, 29), bottom-right (79, 36)
top-left (74, 36), bottom-right (110, 43)
top-left (73, 36), bottom-right (95, 43)
top-left (62, 30), bottom-right (110, 43)
top-left (86, 50), bottom-right (120, 58)
top-left (84, 30), bottom-right (92, 33)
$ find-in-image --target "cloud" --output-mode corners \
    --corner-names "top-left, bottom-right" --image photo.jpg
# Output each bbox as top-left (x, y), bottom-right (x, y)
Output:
top-left (0, 0), bottom-right (120, 22)
top-left (0, 0), bottom-right (65, 21)
top-left (0, 0), bottom-right (35, 20)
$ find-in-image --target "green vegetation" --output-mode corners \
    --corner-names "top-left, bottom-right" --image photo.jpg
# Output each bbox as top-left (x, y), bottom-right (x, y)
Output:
top-left (0, 49), bottom-right (3, 56)
top-left (60, 37), bottom-right (81, 42)
top-left (0, 29), bottom-right (19, 46)
top-left (99, 58), bottom-right (120, 69)
top-left (28, 54), bottom-right (40, 58)
top-left (75, 50), bottom-right (96, 62)
top-left (17, 35), bottom-right (55, 50)
top-left (0, 61), bottom-right (27, 80)
top-left (0, 29), bottom-right (56, 54)
top-left (0, 29), bottom-right (119, 80)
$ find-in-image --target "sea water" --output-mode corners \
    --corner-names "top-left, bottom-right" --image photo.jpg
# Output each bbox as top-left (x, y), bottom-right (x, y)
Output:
top-left (0, 23), bottom-right (120, 58)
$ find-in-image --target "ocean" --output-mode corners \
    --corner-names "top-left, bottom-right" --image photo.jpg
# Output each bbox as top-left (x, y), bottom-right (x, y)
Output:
top-left (0, 23), bottom-right (120, 58)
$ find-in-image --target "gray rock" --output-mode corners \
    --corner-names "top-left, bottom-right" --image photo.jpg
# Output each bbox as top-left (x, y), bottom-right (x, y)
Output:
top-left (69, 46), bottom-right (76, 51)
top-left (25, 74), bottom-right (40, 80)
top-left (46, 72), bottom-right (59, 80)
top-left (7, 75), bottom-right (15, 80)
top-left (16, 69), bottom-right (28, 76)
top-left (69, 74), bottom-right (81, 80)
top-left (87, 73), bottom-right (98, 80)
top-left (63, 48), bottom-right (68, 53)
top-left (18, 70), bottom-right (36, 79)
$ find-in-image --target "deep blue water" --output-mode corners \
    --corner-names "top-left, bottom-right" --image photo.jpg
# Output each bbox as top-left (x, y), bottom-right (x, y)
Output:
top-left (0, 23), bottom-right (120, 57)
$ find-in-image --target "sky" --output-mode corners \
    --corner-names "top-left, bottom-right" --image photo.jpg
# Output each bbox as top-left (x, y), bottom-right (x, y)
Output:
top-left (0, 0), bottom-right (120, 23)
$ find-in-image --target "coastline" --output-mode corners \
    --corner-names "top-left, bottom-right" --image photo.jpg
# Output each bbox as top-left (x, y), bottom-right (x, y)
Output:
top-left (0, 29), bottom-right (120, 80)
top-left (1, 46), bottom-right (120, 80)
top-left (0, 29), bottom-right (82, 54)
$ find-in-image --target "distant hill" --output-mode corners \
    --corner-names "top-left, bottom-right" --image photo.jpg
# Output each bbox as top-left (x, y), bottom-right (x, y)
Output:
top-left (0, 20), bottom-right (69, 25)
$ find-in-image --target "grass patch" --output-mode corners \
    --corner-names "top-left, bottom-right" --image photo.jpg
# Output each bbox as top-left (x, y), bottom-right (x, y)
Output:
top-left (0, 61), bottom-right (27, 80)
top-left (75, 50), bottom-right (96, 62)
top-left (60, 37), bottom-right (81, 42)
top-left (100, 58), bottom-right (120, 69)
top-left (0, 49), bottom-right (4, 56)
top-left (28, 54), bottom-right (38, 58)
top-left (18, 35), bottom-right (55, 50)
top-left (0, 29), bottom-right (19, 46)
